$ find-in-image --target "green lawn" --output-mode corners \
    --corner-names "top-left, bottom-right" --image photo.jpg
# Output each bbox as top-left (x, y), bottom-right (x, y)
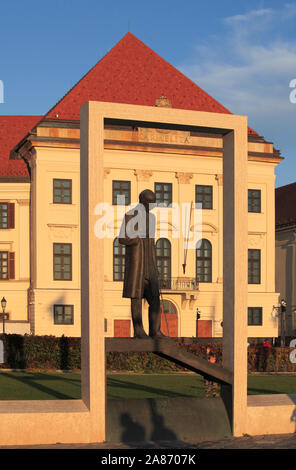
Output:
top-left (0, 372), bottom-right (81, 400)
top-left (0, 372), bottom-right (295, 400)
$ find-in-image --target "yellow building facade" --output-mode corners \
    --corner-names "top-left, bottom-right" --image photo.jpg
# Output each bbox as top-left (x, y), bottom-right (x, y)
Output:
top-left (3, 33), bottom-right (282, 338)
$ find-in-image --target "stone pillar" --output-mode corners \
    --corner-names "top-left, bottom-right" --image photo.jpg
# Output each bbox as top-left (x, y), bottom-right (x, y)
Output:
top-left (222, 128), bottom-right (248, 436)
top-left (215, 174), bottom-right (223, 284)
top-left (80, 102), bottom-right (106, 442)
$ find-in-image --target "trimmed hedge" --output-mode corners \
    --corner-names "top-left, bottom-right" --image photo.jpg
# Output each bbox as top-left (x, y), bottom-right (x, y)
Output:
top-left (0, 334), bottom-right (81, 371)
top-left (248, 344), bottom-right (296, 373)
top-left (0, 334), bottom-right (295, 373)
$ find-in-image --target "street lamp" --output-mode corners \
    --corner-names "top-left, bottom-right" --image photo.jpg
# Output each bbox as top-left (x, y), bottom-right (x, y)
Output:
top-left (280, 299), bottom-right (287, 347)
top-left (1, 297), bottom-right (7, 334)
top-left (196, 308), bottom-right (201, 338)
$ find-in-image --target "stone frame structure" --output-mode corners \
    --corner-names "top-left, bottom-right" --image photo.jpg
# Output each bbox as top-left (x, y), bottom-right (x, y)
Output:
top-left (81, 101), bottom-right (248, 438)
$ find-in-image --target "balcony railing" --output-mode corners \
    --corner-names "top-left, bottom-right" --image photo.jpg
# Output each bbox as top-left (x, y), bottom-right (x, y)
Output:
top-left (158, 277), bottom-right (199, 291)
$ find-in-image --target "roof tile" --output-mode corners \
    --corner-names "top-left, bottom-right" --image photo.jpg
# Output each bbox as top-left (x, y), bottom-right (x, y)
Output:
top-left (45, 33), bottom-right (257, 134)
top-left (0, 116), bottom-right (42, 177)
top-left (2, 33), bottom-right (260, 178)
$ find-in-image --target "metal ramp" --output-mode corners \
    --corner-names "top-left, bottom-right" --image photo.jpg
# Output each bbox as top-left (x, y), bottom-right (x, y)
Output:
top-left (105, 338), bottom-right (233, 385)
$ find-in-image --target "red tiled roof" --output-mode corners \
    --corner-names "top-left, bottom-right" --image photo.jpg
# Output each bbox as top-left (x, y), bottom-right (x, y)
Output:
top-left (0, 116), bottom-right (42, 177)
top-left (275, 182), bottom-right (296, 226)
top-left (45, 33), bottom-right (257, 135)
top-left (3, 33), bottom-right (260, 179)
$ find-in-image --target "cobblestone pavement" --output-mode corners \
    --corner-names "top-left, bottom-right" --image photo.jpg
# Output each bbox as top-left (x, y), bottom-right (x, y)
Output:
top-left (1, 433), bottom-right (296, 449)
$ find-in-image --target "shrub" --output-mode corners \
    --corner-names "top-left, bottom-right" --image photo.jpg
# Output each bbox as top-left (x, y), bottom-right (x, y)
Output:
top-left (0, 334), bottom-right (295, 373)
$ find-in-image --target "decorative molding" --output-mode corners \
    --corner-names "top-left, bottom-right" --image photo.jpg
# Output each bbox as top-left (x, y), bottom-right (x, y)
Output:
top-left (16, 141), bottom-right (36, 161)
top-left (0, 241), bottom-right (13, 250)
top-left (155, 96), bottom-right (172, 108)
top-left (175, 172), bottom-right (193, 184)
top-left (156, 220), bottom-right (179, 231)
top-left (47, 223), bottom-right (78, 241)
top-left (248, 232), bottom-right (265, 248)
top-left (215, 174), bottom-right (223, 186)
top-left (134, 169), bottom-right (153, 182)
top-left (104, 168), bottom-right (111, 179)
top-left (47, 223), bottom-right (78, 229)
top-left (16, 199), bottom-right (30, 206)
top-left (190, 222), bottom-right (218, 233)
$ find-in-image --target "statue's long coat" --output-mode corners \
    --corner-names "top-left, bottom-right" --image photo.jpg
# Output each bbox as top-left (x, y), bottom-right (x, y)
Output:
top-left (119, 205), bottom-right (158, 299)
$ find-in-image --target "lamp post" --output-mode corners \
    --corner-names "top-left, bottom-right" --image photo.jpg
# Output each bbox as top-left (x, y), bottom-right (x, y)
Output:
top-left (196, 308), bottom-right (201, 338)
top-left (280, 299), bottom-right (287, 347)
top-left (1, 297), bottom-right (7, 334)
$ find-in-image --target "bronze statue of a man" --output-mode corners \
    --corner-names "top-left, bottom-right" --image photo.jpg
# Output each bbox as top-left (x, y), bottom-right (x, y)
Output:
top-left (119, 189), bottom-right (165, 338)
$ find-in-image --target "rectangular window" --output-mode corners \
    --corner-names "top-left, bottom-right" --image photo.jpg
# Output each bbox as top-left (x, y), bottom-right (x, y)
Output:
top-left (0, 252), bottom-right (8, 280)
top-left (112, 181), bottom-right (131, 205)
top-left (196, 240), bottom-right (212, 283)
top-left (248, 249), bottom-right (261, 284)
top-left (0, 204), bottom-right (8, 228)
top-left (248, 307), bottom-right (262, 326)
top-left (0, 203), bottom-right (14, 229)
top-left (54, 305), bottom-right (74, 324)
top-left (53, 243), bottom-right (72, 280)
top-left (113, 238), bottom-right (125, 281)
top-left (155, 183), bottom-right (172, 207)
top-left (53, 179), bottom-right (72, 204)
top-left (248, 189), bottom-right (261, 213)
top-left (195, 185), bottom-right (213, 209)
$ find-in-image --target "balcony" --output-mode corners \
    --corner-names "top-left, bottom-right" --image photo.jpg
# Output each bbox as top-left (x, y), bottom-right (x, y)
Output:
top-left (158, 277), bottom-right (199, 291)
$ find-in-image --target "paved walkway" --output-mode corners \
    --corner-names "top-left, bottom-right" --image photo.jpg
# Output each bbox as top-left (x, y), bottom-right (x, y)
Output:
top-left (1, 433), bottom-right (296, 449)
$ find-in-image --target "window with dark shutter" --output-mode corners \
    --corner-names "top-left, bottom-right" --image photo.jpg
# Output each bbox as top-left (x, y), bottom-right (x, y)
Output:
top-left (7, 203), bottom-right (15, 229)
top-left (0, 251), bottom-right (14, 280)
top-left (0, 252), bottom-right (8, 279)
top-left (0, 203), bottom-right (14, 229)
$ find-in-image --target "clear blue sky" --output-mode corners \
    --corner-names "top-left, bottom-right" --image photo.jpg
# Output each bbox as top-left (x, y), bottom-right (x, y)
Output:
top-left (0, 0), bottom-right (295, 188)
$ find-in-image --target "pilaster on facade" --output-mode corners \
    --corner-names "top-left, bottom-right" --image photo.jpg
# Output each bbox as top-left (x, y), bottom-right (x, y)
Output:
top-left (215, 173), bottom-right (223, 186)
top-left (134, 169), bottom-right (153, 182)
top-left (175, 172), bottom-right (193, 184)
top-left (104, 168), bottom-right (111, 179)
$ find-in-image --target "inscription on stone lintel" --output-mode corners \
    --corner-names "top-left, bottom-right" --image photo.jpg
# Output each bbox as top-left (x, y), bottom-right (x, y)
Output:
top-left (138, 127), bottom-right (192, 145)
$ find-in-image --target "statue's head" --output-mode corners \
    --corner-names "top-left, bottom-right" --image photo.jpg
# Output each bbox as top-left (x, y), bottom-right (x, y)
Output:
top-left (139, 189), bottom-right (156, 211)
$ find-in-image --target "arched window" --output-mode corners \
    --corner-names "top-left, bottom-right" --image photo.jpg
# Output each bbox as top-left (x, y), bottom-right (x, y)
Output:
top-left (196, 239), bottom-right (212, 283)
top-left (160, 299), bottom-right (177, 315)
top-left (156, 238), bottom-right (171, 285)
top-left (113, 238), bottom-right (125, 281)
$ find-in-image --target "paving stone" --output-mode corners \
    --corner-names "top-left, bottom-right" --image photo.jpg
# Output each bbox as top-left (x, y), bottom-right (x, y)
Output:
top-left (1, 433), bottom-right (296, 449)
